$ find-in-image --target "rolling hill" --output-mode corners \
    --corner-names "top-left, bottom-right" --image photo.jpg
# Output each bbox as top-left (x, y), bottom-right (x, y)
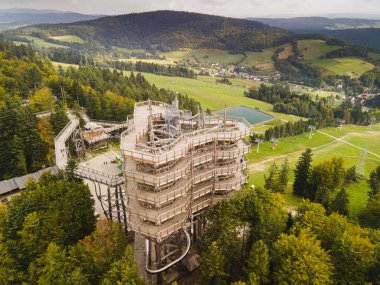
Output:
top-left (250, 17), bottom-right (380, 32)
top-left (322, 28), bottom-right (380, 49)
top-left (17, 10), bottom-right (294, 52)
top-left (249, 17), bottom-right (380, 48)
top-left (0, 8), bottom-right (102, 30)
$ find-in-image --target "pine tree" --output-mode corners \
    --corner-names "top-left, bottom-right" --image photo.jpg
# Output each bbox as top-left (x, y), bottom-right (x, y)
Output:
top-left (293, 148), bottom-right (313, 197)
top-left (200, 241), bottom-right (227, 285)
top-left (368, 165), bottom-right (380, 199)
top-left (329, 188), bottom-right (349, 216)
top-left (264, 162), bottom-right (278, 191)
top-left (276, 158), bottom-right (289, 193)
top-left (66, 159), bottom-right (79, 182)
top-left (50, 103), bottom-right (69, 135)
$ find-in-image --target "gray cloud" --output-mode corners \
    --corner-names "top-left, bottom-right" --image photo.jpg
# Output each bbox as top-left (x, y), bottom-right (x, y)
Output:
top-left (1, 0), bottom-right (380, 18)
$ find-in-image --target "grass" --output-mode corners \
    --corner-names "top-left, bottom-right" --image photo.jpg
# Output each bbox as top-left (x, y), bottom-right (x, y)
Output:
top-left (52, 61), bottom-right (299, 125)
top-left (16, 35), bottom-right (68, 49)
top-left (117, 58), bottom-right (174, 65)
top-left (161, 44), bottom-right (292, 69)
top-left (278, 43), bottom-right (294, 60)
top-left (313, 57), bottom-right (374, 77)
top-left (298, 40), bottom-right (340, 61)
top-left (243, 47), bottom-right (278, 69)
top-left (161, 49), bottom-right (244, 65)
top-left (297, 40), bottom-right (374, 77)
top-left (369, 52), bottom-right (380, 61)
top-left (248, 123), bottom-right (380, 216)
top-left (122, 71), bottom-right (299, 122)
top-left (49, 35), bottom-right (84, 44)
top-left (52, 62), bottom-right (78, 69)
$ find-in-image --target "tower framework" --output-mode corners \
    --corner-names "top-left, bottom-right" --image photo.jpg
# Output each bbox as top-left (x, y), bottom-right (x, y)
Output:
top-left (121, 99), bottom-right (251, 274)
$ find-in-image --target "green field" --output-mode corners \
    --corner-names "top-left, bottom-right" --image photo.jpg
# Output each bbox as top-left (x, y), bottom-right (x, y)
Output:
top-left (122, 71), bottom-right (299, 122)
top-left (248, 124), bottom-right (380, 217)
top-left (117, 58), bottom-right (174, 65)
top-left (298, 40), bottom-right (340, 61)
top-left (50, 35), bottom-right (84, 44)
top-left (161, 49), bottom-right (244, 65)
top-left (16, 35), bottom-right (68, 49)
top-left (52, 61), bottom-right (298, 126)
top-left (160, 44), bottom-right (292, 69)
top-left (297, 40), bottom-right (375, 77)
top-left (313, 57), bottom-right (374, 77)
top-left (369, 52), bottom-right (380, 60)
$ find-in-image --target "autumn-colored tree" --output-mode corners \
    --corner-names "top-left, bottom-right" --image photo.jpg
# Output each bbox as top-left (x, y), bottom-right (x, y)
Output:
top-left (101, 245), bottom-right (144, 285)
top-left (29, 87), bottom-right (55, 112)
top-left (80, 220), bottom-right (127, 274)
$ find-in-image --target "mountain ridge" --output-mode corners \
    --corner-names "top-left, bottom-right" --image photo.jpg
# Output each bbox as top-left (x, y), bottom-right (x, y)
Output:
top-left (18, 10), bottom-right (294, 52)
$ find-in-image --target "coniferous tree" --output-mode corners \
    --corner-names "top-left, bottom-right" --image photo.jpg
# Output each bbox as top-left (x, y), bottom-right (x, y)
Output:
top-left (368, 165), bottom-right (380, 199)
top-left (329, 188), bottom-right (349, 216)
top-left (264, 162), bottom-right (278, 191)
top-left (50, 102), bottom-right (69, 136)
top-left (277, 158), bottom-right (289, 193)
top-left (293, 148), bottom-right (313, 197)
top-left (200, 241), bottom-right (227, 285)
top-left (359, 193), bottom-right (380, 229)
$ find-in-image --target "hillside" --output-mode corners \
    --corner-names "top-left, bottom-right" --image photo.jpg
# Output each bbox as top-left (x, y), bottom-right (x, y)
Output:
top-left (322, 28), bottom-right (380, 49)
top-left (0, 8), bottom-right (102, 30)
top-left (17, 10), bottom-right (294, 52)
top-left (250, 17), bottom-right (380, 32)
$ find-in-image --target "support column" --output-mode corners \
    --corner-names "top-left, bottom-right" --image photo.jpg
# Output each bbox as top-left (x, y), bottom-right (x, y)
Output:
top-left (108, 187), bottom-right (112, 221)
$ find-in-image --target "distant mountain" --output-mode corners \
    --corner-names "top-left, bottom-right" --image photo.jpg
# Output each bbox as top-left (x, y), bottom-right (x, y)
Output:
top-left (250, 17), bottom-right (380, 32)
top-left (322, 28), bottom-right (380, 49)
top-left (20, 10), bottom-right (293, 52)
top-left (0, 8), bottom-right (102, 30)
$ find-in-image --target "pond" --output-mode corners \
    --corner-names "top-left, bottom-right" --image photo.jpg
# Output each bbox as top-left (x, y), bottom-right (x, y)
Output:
top-left (216, 106), bottom-right (274, 125)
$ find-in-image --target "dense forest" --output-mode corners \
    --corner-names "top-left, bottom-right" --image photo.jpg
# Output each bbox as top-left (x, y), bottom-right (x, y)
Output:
top-left (0, 40), bottom-right (200, 180)
top-left (0, 170), bottom-right (143, 284)
top-left (245, 84), bottom-right (333, 118)
top-left (15, 11), bottom-right (294, 52)
top-left (199, 151), bottom-right (380, 285)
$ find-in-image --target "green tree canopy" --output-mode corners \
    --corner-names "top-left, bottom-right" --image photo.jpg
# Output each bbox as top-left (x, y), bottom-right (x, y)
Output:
top-left (272, 230), bottom-right (333, 285)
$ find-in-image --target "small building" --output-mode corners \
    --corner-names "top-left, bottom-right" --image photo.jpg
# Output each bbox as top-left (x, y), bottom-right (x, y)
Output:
top-left (83, 122), bottom-right (110, 150)
top-left (0, 167), bottom-right (60, 204)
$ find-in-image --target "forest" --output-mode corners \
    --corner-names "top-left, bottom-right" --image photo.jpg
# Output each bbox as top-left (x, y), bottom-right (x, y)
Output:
top-left (14, 11), bottom-right (294, 52)
top-left (245, 83), bottom-right (377, 137)
top-left (0, 40), bottom-right (200, 180)
top-left (0, 169), bottom-right (143, 284)
top-left (199, 150), bottom-right (380, 285)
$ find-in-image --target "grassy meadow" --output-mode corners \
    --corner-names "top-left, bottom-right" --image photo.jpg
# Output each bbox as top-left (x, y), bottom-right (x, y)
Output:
top-left (248, 123), bottom-right (380, 217)
top-left (313, 57), bottom-right (374, 77)
top-left (49, 35), bottom-right (84, 44)
top-left (15, 35), bottom-right (68, 49)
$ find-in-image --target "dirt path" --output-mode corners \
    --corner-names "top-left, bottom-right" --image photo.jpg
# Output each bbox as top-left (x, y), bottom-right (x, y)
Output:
top-left (249, 136), bottom-right (341, 171)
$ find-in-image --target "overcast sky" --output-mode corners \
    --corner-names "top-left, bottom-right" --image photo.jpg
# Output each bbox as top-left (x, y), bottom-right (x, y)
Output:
top-left (1, 0), bottom-right (380, 18)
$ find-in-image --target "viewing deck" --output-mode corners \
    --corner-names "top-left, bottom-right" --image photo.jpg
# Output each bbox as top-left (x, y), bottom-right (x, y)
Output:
top-left (121, 100), bottom-right (251, 243)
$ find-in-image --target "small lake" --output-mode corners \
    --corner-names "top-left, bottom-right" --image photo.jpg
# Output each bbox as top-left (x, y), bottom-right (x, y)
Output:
top-left (216, 106), bottom-right (274, 125)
